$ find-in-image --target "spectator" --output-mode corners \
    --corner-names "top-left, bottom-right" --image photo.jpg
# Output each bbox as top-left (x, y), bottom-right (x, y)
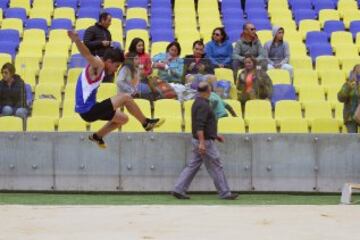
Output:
top-left (84, 12), bottom-right (114, 82)
top-left (116, 52), bottom-right (140, 97)
top-left (264, 26), bottom-right (293, 79)
top-left (127, 38), bottom-right (152, 79)
top-left (233, 22), bottom-right (266, 76)
top-left (184, 40), bottom-right (216, 87)
top-left (152, 41), bottom-right (184, 84)
top-left (0, 63), bottom-right (28, 119)
top-left (209, 84), bottom-right (237, 119)
top-left (205, 27), bottom-right (233, 69)
top-left (338, 64), bottom-right (360, 133)
top-left (236, 55), bottom-right (272, 106)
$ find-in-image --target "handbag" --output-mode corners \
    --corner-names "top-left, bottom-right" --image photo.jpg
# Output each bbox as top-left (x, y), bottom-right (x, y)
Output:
top-left (148, 76), bottom-right (177, 99)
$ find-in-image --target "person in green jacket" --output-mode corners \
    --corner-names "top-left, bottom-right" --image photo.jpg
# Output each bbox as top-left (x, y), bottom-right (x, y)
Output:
top-left (338, 64), bottom-right (360, 133)
top-left (208, 83), bottom-right (237, 119)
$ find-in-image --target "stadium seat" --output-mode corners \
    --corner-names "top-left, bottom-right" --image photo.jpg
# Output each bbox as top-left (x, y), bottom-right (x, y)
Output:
top-left (150, 41), bottom-right (169, 57)
top-left (298, 86), bottom-right (326, 105)
top-left (53, 7), bottom-right (76, 25)
top-left (311, 118), bottom-right (340, 133)
top-left (279, 118), bottom-right (309, 133)
top-left (25, 18), bottom-right (48, 34)
top-left (223, 99), bottom-right (242, 118)
top-left (349, 21), bottom-right (360, 39)
top-left (298, 20), bottom-right (321, 40)
top-left (256, 30), bottom-right (273, 45)
top-left (326, 86), bottom-right (341, 106)
top-left (127, 0), bottom-right (148, 9)
top-left (67, 68), bottom-right (82, 85)
top-left (248, 118), bottom-right (277, 133)
top-left (342, 10), bottom-right (360, 29)
top-left (183, 100), bottom-right (194, 119)
top-left (1, 18), bottom-right (23, 37)
top-left (63, 83), bottom-right (76, 101)
top-left (316, 56), bottom-right (340, 72)
top-left (78, 0), bottom-right (101, 8)
top-left (42, 56), bottom-right (68, 73)
top-left (290, 57), bottom-right (313, 70)
top-left (337, 0), bottom-right (358, 18)
top-left (313, 0), bottom-right (336, 14)
top-left (289, 42), bottom-right (308, 58)
top-left (0, 53), bottom-right (12, 69)
top-left (0, 116), bottom-right (23, 131)
top-left (58, 116), bottom-right (88, 132)
top-left (38, 68), bottom-right (65, 87)
top-left (334, 102), bottom-right (344, 127)
top-left (32, 99), bottom-right (60, 120)
top-left (27, 116), bottom-right (55, 131)
top-left (304, 101), bottom-right (333, 122)
top-left (267, 69), bottom-right (291, 85)
top-left (275, 100), bottom-right (303, 122)
top-left (104, 7), bottom-right (123, 20)
top-left (318, 9), bottom-right (340, 28)
top-left (244, 100), bottom-right (272, 123)
top-left (75, 18), bottom-right (96, 30)
top-left (5, 7), bottom-right (27, 22)
top-left (35, 83), bottom-right (62, 101)
top-left (22, 29), bottom-right (46, 48)
top-left (97, 83), bottom-right (117, 102)
top-left (319, 70), bottom-right (346, 91)
top-left (125, 18), bottom-right (147, 32)
top-left (126, 7), bottom-right (148, 23)
top-left (51, 18), bottom-right (73, 30)
top-left (341, 58), bottom-right (360, 74)
top-left (218, 117), bottom-right (245, 133)
top-left (335, 45), bottom-right (359, 63)
top-left (215, 68), bottom-right (235, 83)
top-left (77, 7), bottom-right (100, 20)
top-left (48, 29), bottom-right (72, 47)
top-left (293, 69), bottom-right (319, 91)
top-left (69, 54), bottom-right (87, 68)
top-left (331, 31), bottom-right (354, 50)
top-left (153, 99), bottom-right (182, 118)
top-left (32, 0), bottom-right (53, 12)
top-left (294, 10), bottom-right (317, 25)
top-left (153, 117), bottom-right (182, 133)
top-left (29, 8), bottom-right (52, 26)
top-left (0, 42), bottom-right (17, 58)
top-left (309, 44), bottom-right (333, 62)
top-left (271, 84), bottom-right (297, 107)
top-left (323, 20), bottom-right (345, 37)
top-left (9, 0), bottom-right (30, 14)
top-left (62, 99), bottom-right (77, 117)
top-left (306, 31), bottom-right (329, 50)
top-left (56, 0), bottom-right (78, 9)
top-left (103, 0), bottom-right (125, 11)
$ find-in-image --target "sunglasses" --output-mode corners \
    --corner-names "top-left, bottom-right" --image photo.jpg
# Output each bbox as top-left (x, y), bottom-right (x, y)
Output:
top-left (213, 32), bottom-right (221, 36)
top-left (249, 28), bottom-right (256, 31)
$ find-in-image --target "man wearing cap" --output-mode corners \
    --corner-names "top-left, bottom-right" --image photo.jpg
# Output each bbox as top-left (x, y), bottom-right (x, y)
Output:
top-left (171, 82), bottom-right (238, 200)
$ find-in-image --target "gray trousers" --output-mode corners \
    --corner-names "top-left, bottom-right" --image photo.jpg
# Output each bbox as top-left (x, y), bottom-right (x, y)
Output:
top-left (173, 139), bottom-right (232, 198)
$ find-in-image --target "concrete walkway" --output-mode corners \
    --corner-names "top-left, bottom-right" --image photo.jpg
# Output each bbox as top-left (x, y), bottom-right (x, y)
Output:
top-left (0, 205), bottom-right (359, 240)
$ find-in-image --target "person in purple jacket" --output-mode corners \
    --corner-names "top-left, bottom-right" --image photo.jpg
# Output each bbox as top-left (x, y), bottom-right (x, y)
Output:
top-left (205, 27), bottom-right (233, 69)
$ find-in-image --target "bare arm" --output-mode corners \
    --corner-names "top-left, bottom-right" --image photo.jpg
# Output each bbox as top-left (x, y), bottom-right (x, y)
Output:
top-left (68, 30), bottom-right (104, 70)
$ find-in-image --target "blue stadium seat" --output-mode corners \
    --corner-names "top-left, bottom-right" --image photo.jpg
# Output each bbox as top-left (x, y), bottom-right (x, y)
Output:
top-left (150, 8), bottom-right (172, 21)
top-left (77, 7), bottom-right (100, 19)
top-left (224, 19), bottom-right (245, 35)
top-left (125, 18), bottom-right (147, 32)
top-left (150, 19), bottom-right (172, 33)
top-left (5, 8), bottom-right (27, 22)
top-left (0, 29), bottom-right (20, 46)
top-left (222, 8), bottom-right (244, 21)
top-left (290, 0), bottom-right (313, 10)
top-left (312, 0), bottom-right (335, 14)
top-left (56, 0), bottom-right (78, 9)
top-left (127, 0), bottom-right (148, 9)
top-left (246, 8), bottom-right (269, 20)
top-left (151, 0), bottom-right (171, 9)
top-left (78, 0), bottom-right (101, 8)
top-left (306, 31), bottom-right (329, 50)
top-left (0, 0), bottom-right (9, 9)
top-left (227, 29), bottom-right (242, 43)
top-left (50, 18), bottom-right (73, 30)
top-left (323, 20), bottom-right (345, 37)
top-left (25, 18), bottom-right (48, 34)
top-left (252, 19), bottom-right (272, 30)
top-left (294, 9), bottom-right (317, 24)
top-left (69, 54), bottom-right (87, 68)
top-left (0, 42), bottom-right (18, 58)
top-left (309, 44), bottom-right (333, 61)
top-left (271, 84), bottom-right (297, 107)
top-left (77, 29), bottom-right (85, 40)
top-left (349, 21), bottom-right (360, 39)
top-left (104, 8), bottom-right (123, 20)
top-left (151, 29), bottom-right (174, 42)
top-left (245, 0), bottom-right (266, 11)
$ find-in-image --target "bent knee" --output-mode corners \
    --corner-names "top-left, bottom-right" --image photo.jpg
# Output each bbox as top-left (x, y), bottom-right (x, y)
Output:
top-left (112, 111), bottom-right (129, 125)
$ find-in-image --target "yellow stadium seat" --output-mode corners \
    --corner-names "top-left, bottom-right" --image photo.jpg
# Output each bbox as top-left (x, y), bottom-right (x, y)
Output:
top-left (183, 100), bottom-right (194, 119)
top-left (18, 68), bottom-right (37, 89)
top-left (293, 69), bottom-right (319, 91)
top-left (26, 116), bottom-right (55, 132)
top-left (0, 116), bottom-right (23, 131)
top-left (18, 41), bottom-right (44, 58)
top-left (270, 9), bottom-right (293, 21)
top-left (96, 83), bottom-right (117, 102)
top-left (1, 18), bottom-right (23, 36)
top-left (132, 99), bottom-right (152, 117)
top-left (334, 102), bottom-right (344, 126)
top-left (224, 99), bottom-right (242, 118)
top-left (29, 8), bottom-right (52, 26)
top-left (341, 57), bottom-right (360, 74)
top-left (337, 0), bottom-right (359, 18)
top-left (10, 0), bottom-right (31, 14)
top-left (198, 0), bottom-right (218, 9)
top-left (32, 0), bottom-right (54, 11)
top-left (298, 86), bottom-right (326, 105)
top-left (275, 100), bottom-right (303, 122)
top-left (272, 19), bottom-right (297, 33)
top-left (42, 56), bottom-right (68, 73)
top-left (319, 70), bottom-right (346, 90)
top-left (284, 30), bottom-right (303, 44)
top-left (304, 101), bottom-right (333, 122)
top-left (121, 115), bottom-right (145, 132)
top-left (299, 20), bottom-right (321, 40)
top-left (248, 118), bottom-right (277, 133)
top-left (67, 68), bottom-right (83, 84)
top-left (343, 10), bottom-right (360, 29)
top-left (244, 100), bottom-right (272, 123)
top-left (268, 0), bottom-right (289, 14)
top-left (331, 31), bottom-right (354, 49)
top-left (15, 55), bottom-right (41, 79)
top-left (318, 9), bottom-right (340, 27)
top-left (70, 43), bottom-right (80, 55)
top-left (279, 118), bottom-right (309, 133)
top-left (126, 8), bottom-right (148, 22)
top-left (125, 30), bottom-right (149, 53)
top-left (75, 18), bottom-right (96, 31)
top-left (63, 83), bottom-right (76, 100)
top-left (153, 117), bottom-right (182, 133)
top-left (153, 99), bottom-right (182, 118)
top-left (108, 28), bottom-right (124, 48)
top-left (22, 29), bottom-right (46, 48)
top-left (151, 41), bottom-right (170, 57)
top-left (267, 69), bottom-right (291, 85)
top-left (215, 68), bottom-right (234, 83)
top-left (326, 86), bottom-right (341, 106)
top-left (257, 30), bottom-right (273, 45)
top-left (335, 45), bottom-right (359, 63)
top-left (218, 117), bottom-right (245, 133)
top-left (38, 69), bottom-right (65, 87)
top-left (53, 7), bottom-right (75, 25)
top-left (316, 56), bottom-right (340, 72)
top-left (289, 42), bottom-right (308, 58)
top-left (62, 99), bottom-right (77, 117)
top-left (32, 99), bottom-right (60, 120)
top-left (290, 57), bottom-right (313, 70)
top-left (0, 53), bottom-right (12, 68)
top-left (311, 118), bottom-right (340, 133)
top-left (35, 83), bottom-right (62, 102)
top-left (58, 116), bottom-right (88, 132)
top-left (44, 43), bottom-right (70, 59)
top-left (48, 29), bottom-right (72, 48)
top-left (183, 117), bottom-right (192, 133)
top-left (103, 0), bottom-right (125, 11)
top-left (0, 9), bottom-right (3, 25)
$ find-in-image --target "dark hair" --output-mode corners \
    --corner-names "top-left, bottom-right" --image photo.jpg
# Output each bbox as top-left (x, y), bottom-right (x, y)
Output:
top-left (243, 22), bottom-right (253, 31)
top-left (1, 62), bottom-right (15, 76)
top-left (128, 38), bottom-right (145, 54)
top-left (103, 48), bottom-right (125, 63)
top-left (192, 40), bottom-right (204, 49)
top-left (99, 12), bottom-right (111, 22)
top-left (166, 41), bottom-right (181, 56)
top-left (211, 27), bottom-right (228, 42)
top-left (244, 54), bottom-right (257, 67)
top-left (123, 52), bottom-right (138, 78)
top-left (197, 83), bottom-right (209, 92)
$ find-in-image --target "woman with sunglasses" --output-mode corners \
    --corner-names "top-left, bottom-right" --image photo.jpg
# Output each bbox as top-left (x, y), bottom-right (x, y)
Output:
top-left (205, 27), bottom-right (233, 69)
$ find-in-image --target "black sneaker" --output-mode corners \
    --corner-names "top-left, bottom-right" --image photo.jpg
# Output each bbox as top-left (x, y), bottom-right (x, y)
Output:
top-left (143, 118), bottom-right (165, 131)
top-left (88, 133), bottom-right (106, 149)
top-left (171, 191), bottom-right (191, 200)
top-left (222, 193), bottom-right (239, 200)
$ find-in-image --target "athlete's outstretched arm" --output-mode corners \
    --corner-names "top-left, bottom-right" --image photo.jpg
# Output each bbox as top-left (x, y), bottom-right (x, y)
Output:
top-left (67, 30), bottom-right (103, 69)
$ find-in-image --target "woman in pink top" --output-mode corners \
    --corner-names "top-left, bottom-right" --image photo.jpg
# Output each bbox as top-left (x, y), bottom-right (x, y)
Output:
top-left (127, 38), bottom-right (152, 79)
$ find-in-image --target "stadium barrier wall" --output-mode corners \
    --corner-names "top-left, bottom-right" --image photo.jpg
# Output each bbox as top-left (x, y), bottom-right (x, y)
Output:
top-left (0, 133), bottom-right (359, 193)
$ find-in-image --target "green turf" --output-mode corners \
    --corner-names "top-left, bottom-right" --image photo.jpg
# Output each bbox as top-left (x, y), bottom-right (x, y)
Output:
top-left (0, 193), bottom-right (359, 205)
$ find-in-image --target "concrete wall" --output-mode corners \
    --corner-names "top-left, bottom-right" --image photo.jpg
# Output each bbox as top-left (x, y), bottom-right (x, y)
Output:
top-left (0, 133), bottom-right (359, 193)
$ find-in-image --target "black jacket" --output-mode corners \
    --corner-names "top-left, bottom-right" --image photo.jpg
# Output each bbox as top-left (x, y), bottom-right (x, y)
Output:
top-left (83, 23), bottom-right (112, 57)
top-left (0, 74), bottom-right (26, 108)
top-left (184, 54), bottom-right (214, 75)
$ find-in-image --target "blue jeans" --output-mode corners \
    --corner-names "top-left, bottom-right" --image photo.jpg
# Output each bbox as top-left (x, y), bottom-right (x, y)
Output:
top-left (1, 106), bottom-right (28, 119)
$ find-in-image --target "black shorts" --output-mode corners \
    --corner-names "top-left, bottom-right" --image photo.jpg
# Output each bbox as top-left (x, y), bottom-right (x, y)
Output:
top-left (80, 98), bottom-right (115, 122)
